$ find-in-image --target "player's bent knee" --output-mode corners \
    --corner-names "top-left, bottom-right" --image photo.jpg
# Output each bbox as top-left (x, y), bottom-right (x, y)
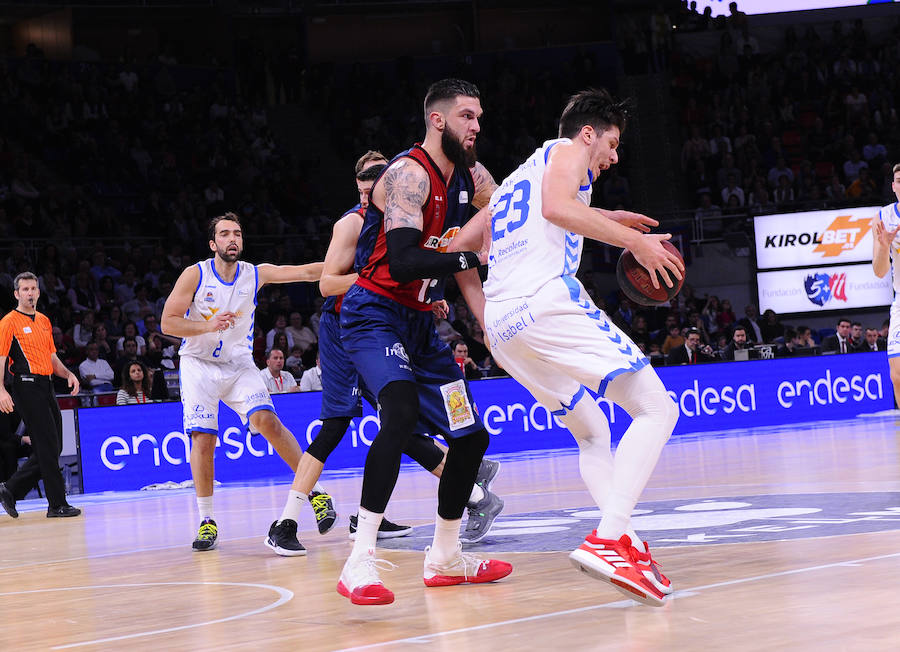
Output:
top-left (448, 428), bottom-right (489, 458)
top-left (189, 431), bottom-right (217, 453)
top-left (249, 408), bottom-right (281, 435)
top-left (307, 417), bottom-right (352, 463)
top-left (378, 381), bottom-right (420, 433)
top-left (658, 394), bottom-right (679, 438)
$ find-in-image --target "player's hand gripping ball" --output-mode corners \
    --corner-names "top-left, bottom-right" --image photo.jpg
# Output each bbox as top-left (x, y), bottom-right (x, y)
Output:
top-left (616, 241), bottom-right (685, 307)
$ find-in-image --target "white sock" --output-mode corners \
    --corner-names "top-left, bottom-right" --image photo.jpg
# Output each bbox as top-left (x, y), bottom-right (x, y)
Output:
top-left (311, 481), bottom-right (326, 495)
top-left (278, 490), bottom-right (307, 524)
top-left (196, 495), bottom-right (214, 521)
top-left (429, 514), bottom-right (462, 564)
top-left (350, 507), bottom-right (383, 558)
top-left (627, 528), bottom-right (644, 549)
top-left (468, 482), bottom-right (485, 506)
top-left (558, 394), bottom-right (613, 510)
top-left (596, 367), bottom-right (677, 540)
top-left (595, 491), bottom-right (633, 540)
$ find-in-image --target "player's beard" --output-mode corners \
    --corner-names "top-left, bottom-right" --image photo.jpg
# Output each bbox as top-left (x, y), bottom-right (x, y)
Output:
top-left (216, 245), bottom-right (242, 263)
top-left (442, 124), bottom-right (477, 169)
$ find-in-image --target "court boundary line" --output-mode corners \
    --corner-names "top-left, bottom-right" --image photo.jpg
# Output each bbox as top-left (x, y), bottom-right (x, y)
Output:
top-left (0, 581), bottom-right (293, 650)
top-left (334, 550), bottom-right (900, 651)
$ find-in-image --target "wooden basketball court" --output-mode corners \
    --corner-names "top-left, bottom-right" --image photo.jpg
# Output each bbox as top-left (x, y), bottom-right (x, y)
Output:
top-left (2, 414), bottom-right (899, 651)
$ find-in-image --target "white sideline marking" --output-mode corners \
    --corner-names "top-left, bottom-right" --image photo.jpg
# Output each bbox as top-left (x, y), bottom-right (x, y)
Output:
top-left (334, 551), bottom-right (900, 651)
top-left (0, 582), bottom-right (292, 649)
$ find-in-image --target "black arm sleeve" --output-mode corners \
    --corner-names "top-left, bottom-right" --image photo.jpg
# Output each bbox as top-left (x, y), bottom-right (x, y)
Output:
top-left (386, 228), bottom-right (480, 283)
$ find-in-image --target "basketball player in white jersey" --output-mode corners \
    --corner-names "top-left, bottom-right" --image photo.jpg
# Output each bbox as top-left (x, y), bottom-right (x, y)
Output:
top-left (450, 89), bottom-right (683, 606)
top-left (872, 162), bottom-right (900, 408)
top-left (162, 212), bottom-right (327, 554)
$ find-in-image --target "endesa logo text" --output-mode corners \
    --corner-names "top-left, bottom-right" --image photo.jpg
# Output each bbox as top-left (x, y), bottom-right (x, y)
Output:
top-left (77, 354), bottom-right (894, 492)
top-left (100, 427), bottom-right (279, 471)
top-left (776, 369), bottom-right (882, 407)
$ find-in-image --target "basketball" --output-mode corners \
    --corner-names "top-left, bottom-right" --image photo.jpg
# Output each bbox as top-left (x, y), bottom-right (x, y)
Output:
top-left (616, 241), bottom-right (685, 307)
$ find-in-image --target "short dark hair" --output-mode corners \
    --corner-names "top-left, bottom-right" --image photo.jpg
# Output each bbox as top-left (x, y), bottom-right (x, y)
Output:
top-left (732, 325), bottom-right (747, 337)
top-left (424, 79), bottom-right (480, 118)
top-left (267, 347), bottom-right (285, 360)
top-left (452, 339), bottom-right (467, 351)
top-left (13, 271), bottom-right (38, 291)
top-left (558, 88), bottom-right (629, 139)
top-left (355, 150), bottom-right (388, 175)
top-left (208, 212), bottom-right (241, 241)
top-left (837, 317), bottom-right (851, 327)
top-left (686, 328), bottom-right (701, 337)
top-left (357, 163), bottom-right (386, 182)
top-left (851, 321), bottom-right (862, 328)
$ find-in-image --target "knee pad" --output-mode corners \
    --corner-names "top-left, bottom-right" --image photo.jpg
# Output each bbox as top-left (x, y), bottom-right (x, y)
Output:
top-left (378, 381), bottom-right (420, 434)
top-left (447, 428), bottom-right (490, 460)
top-left (306, 417), bottom-right (352, 463)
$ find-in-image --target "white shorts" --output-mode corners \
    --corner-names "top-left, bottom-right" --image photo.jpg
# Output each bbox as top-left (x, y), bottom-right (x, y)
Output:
top-left (888, 302), bottom-right (900, 358)
top-left (179, 355), bottom-right (274, 435)
top-left (484, 275), bottom-right (650, 412)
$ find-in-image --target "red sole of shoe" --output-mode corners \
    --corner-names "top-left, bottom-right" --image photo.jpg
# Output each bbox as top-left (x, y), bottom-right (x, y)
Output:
top-left (337, 581), bottom-right (395, 605)
top-left (424, 565), bottom-right (513, 587)
top-left (569, 550), bottom-right (665, 607)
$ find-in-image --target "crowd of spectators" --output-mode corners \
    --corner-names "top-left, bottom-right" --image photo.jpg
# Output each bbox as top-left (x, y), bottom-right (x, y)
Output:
top-left (0, 30), bottom-right (634, 404)
top-left (666, 4), bottom-right (900, 232)
top-left (596, 284), bottom-right (889, 368)
top-left (2, 3), bottom-right (898, 407)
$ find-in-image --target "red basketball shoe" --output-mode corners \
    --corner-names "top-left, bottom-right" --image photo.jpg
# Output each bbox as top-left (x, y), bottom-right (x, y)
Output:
top-left (630, 540), bottom-right (673, 595)
top-left (337, 548), bottom-right (396, 605)
top-left (569, 532), bottom-right (666, 607)
top-left (423, 544), bottom-right (513, 587)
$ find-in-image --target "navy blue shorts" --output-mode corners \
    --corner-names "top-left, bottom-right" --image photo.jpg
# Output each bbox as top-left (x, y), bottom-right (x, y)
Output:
top-left (319, 310), bottom-right (364, 419)
top-left (340, 284), bottom-right (484, 439)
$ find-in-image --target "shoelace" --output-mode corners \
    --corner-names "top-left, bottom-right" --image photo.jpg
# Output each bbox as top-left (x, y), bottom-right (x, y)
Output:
top-left (430, 545), bottom-right (488, 579)
top-left (197, 523), bottom-right (217, 540)
top-left (463, 504), bottom-right (485, 531)
top-left (630, 544), bottom-right (663, 568)
top-left (277, 520), bottom-right (298, 536)
top-left (353, 556), bottom-right (398, 586)
top-left (310, 493), bottom-right (332, 520)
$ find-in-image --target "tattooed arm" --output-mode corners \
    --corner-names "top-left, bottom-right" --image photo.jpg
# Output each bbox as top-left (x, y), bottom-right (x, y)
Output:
top-left (470, 161), bottom-right (498, 210)
top-left (383, 158), bottom-right (482, 285)
top-left (383, 159), bottom-right (428, 232)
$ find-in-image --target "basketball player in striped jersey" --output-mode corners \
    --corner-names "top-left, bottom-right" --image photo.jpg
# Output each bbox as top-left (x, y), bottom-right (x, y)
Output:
top-left (450, 89), bottom-right (684, 606)
top-left (161, 213), bottom-right (329, 554)
top-left (872, 162), bottom-right (900, 407)
top-left (279, 151), bottom-right (503, 554)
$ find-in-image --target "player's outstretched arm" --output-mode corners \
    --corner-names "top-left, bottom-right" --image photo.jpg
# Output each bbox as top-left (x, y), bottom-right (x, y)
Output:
top-left (161, 265), bottom-right (235, 337)
top-left (470, 161), bottom-right (498, 210)
top-left (449, 206), bottom-right (492, 329)
top-left (257, 262), bottom-right (325, 287)
top-left (872, 216), bottom-right (896, 279)
top-left (383, 160), bottom-right (480, 283)
top-left (320, 214), bottom-right (363, 297)
top-left (542, 142), bottom-right (683, 289)
top-left (595, 208), bottom-right (657, 233)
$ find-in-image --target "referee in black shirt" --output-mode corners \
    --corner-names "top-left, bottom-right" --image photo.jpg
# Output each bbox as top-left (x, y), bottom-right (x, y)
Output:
top-left (0, 272), bottom-right (81, 518)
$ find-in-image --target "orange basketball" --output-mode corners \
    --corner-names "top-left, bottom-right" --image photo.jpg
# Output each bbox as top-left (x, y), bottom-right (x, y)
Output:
top-left (616, 241), bottom-right (684, 307)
